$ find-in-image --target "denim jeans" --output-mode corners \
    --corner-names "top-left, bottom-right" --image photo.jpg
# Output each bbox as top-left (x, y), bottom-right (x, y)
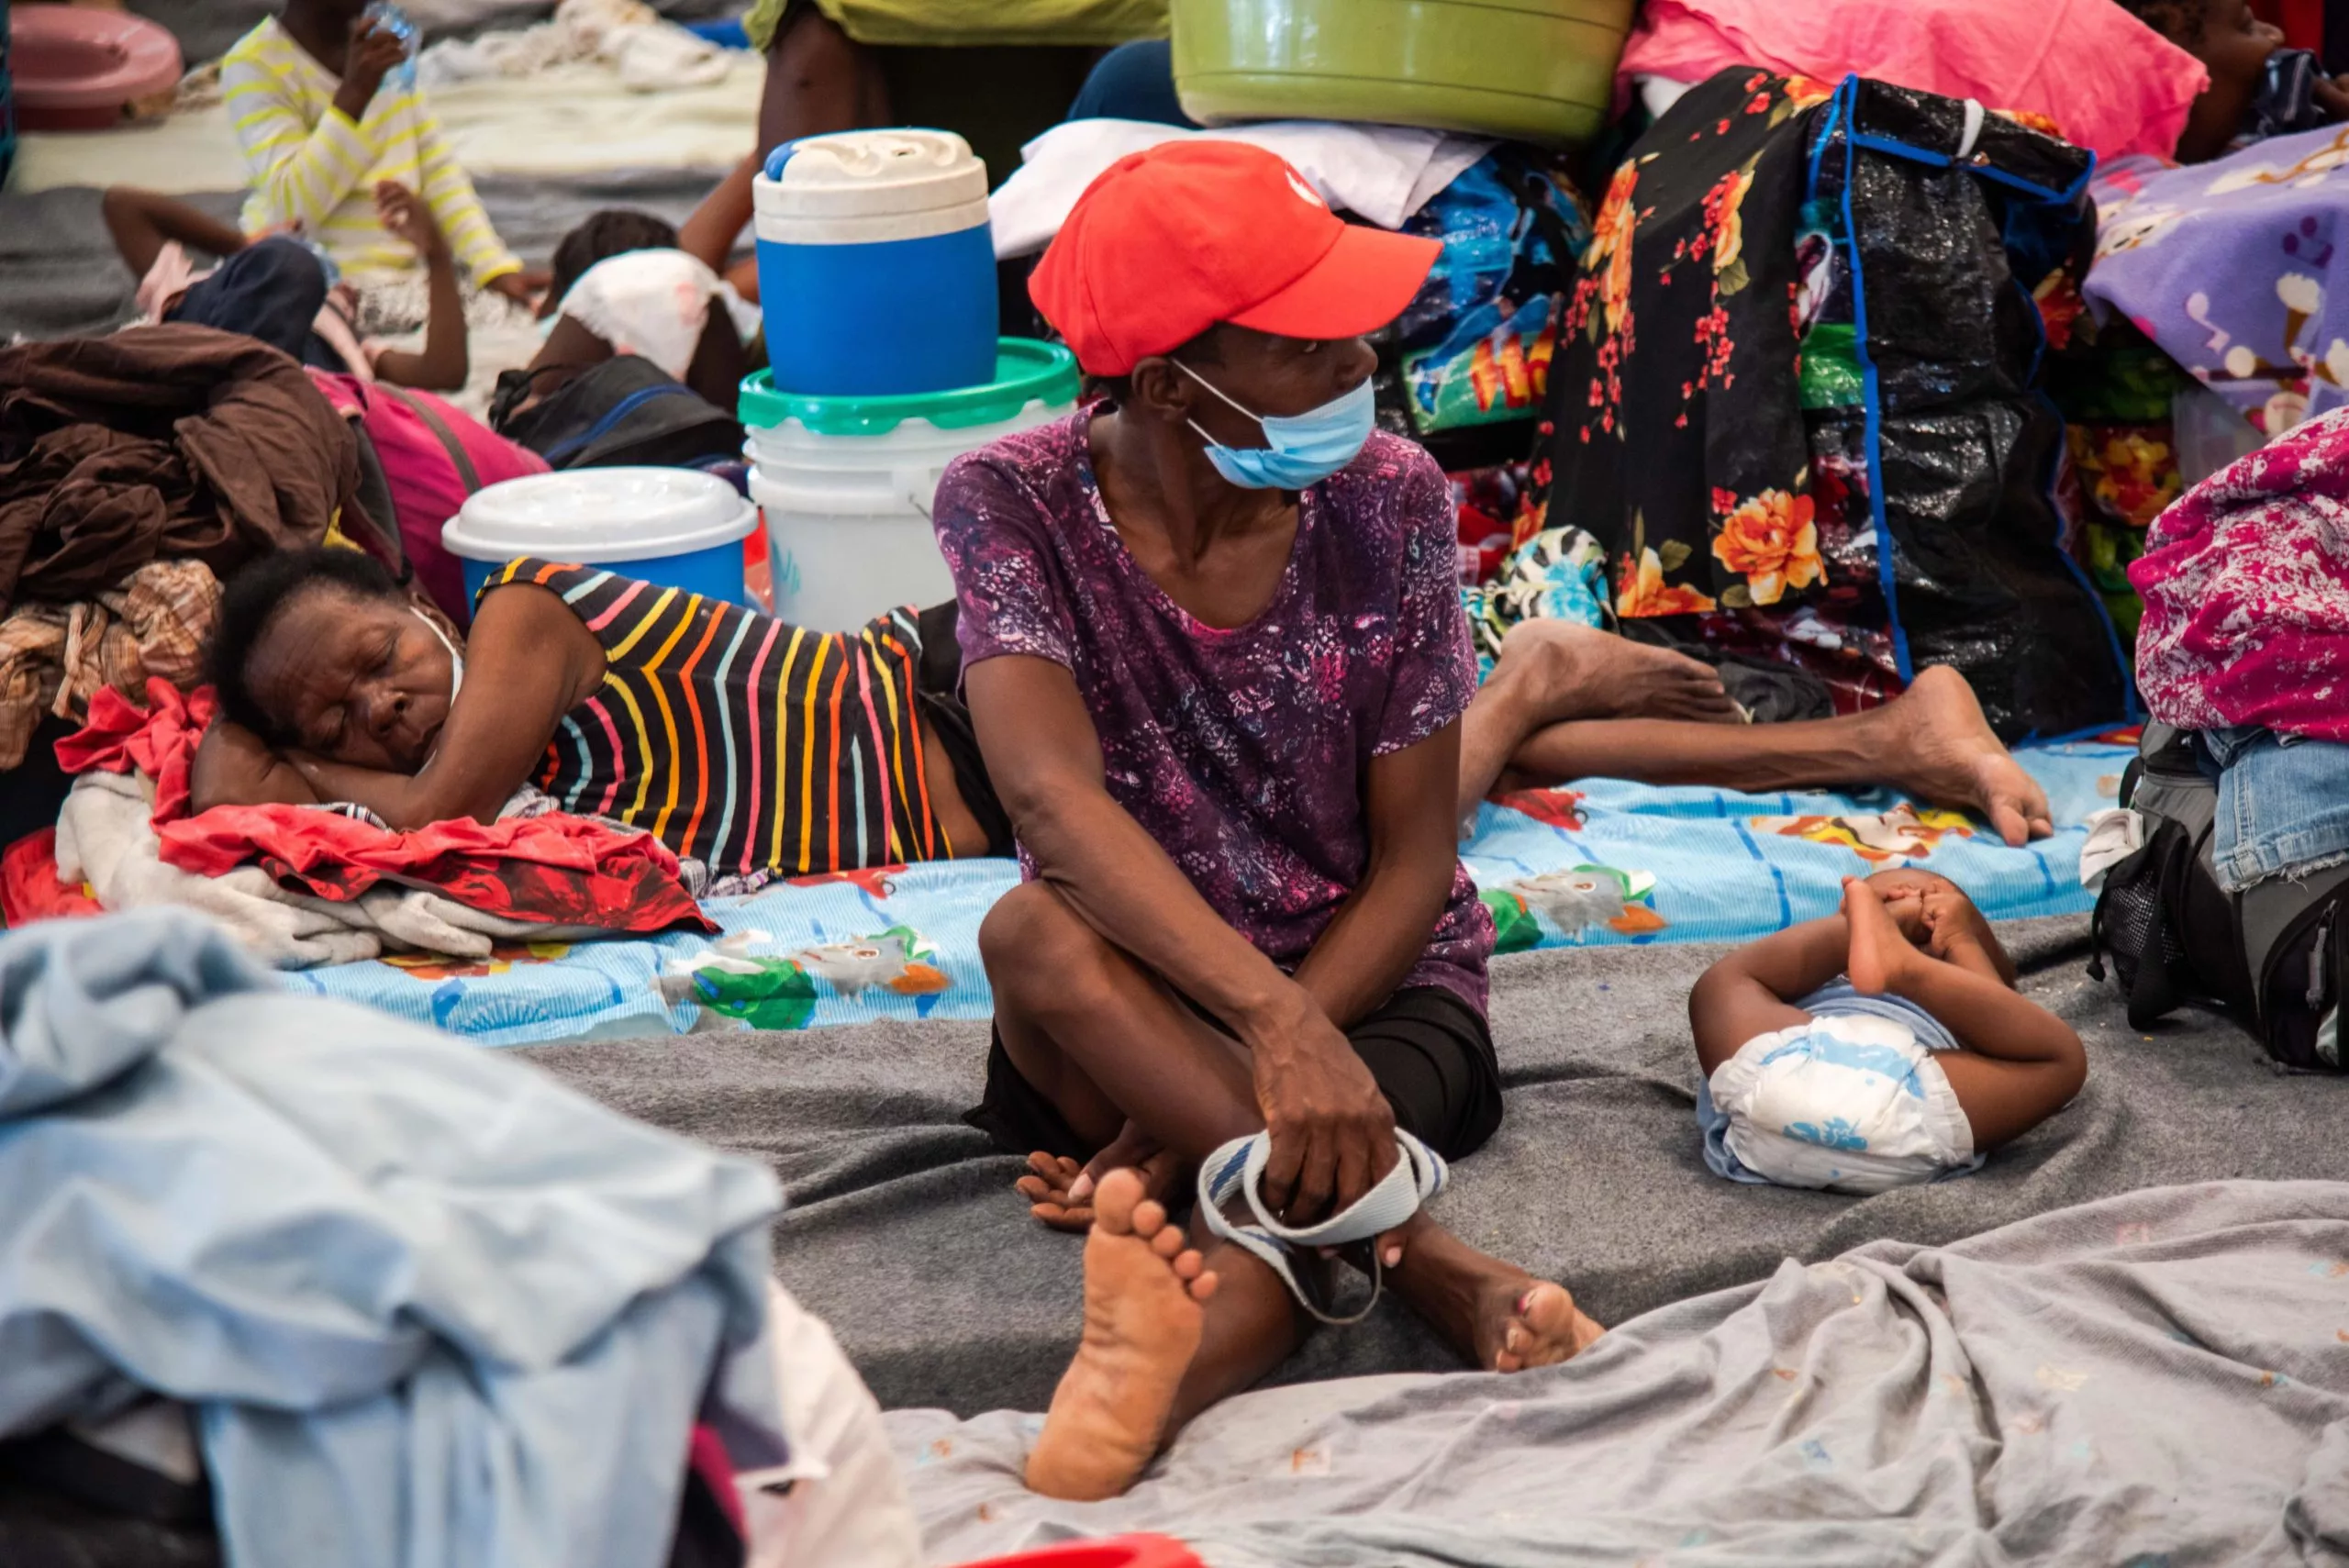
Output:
top-left (2198, 726), bottom-right (2349, 893)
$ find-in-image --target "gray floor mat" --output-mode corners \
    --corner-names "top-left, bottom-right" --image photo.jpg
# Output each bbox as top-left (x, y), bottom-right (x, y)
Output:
top-left (523, 916), bottom-right (2349, 1418)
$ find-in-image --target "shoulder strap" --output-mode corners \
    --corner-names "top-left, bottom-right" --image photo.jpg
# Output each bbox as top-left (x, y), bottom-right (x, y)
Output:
top-left (380, 384), bottom-right (484, 495)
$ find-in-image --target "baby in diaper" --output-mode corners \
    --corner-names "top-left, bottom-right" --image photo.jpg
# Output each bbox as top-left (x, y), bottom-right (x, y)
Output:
top-left (1688, 870), bottom-right (2087, 1195)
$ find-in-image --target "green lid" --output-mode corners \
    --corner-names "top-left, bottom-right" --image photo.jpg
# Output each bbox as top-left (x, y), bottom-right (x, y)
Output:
top-left (739, 337), bottom-right (1081, 437)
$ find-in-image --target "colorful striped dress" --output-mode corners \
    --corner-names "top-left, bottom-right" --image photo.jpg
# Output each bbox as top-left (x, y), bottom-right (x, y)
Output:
top-left (479, 559), bottom-right (947, 874)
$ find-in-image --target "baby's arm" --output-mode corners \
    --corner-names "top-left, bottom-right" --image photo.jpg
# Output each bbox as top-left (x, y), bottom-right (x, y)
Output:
top-left (1688, 917), bottom-right (1849, 1076)
top-left (1842, 878), bottom-right (2084, 1150)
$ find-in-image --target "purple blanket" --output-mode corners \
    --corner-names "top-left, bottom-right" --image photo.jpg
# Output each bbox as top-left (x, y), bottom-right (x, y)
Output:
top-left (2085, 124), bottom-right (2349, 438)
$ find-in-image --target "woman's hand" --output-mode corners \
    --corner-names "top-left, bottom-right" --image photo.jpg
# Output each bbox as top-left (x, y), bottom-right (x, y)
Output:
top-left (1245, 985), bottom-right (1398, 1229)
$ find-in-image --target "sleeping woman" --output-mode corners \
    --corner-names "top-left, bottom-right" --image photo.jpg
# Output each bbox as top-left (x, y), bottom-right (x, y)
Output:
top-left (190, 548), bottom-right (1008, 874)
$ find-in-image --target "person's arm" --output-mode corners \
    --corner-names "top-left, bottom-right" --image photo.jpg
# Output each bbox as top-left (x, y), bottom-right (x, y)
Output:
top-left (682, 310), bottom-right (747, 409)
top-left (1687, 916), bottom-right (1851, 1076)
top-left (1841, 879), bottom-right (2084, 1148)
top-left (1291, 449), bottom-right (1482, 1027)
top-left (101, 187), bottom-right (250, 278)
top-left (679, 152), bottom-right (757, 277)
top-left (410, 101), bottom-right (527, 297)
top-left (191, 719), bottom-right (327, 812)
top-left (283, 585), bottom-right (604, 828)
top-left (368, 182), bottom-right (468, 390)
top-left (220, 24), bottom-right (400, 237)
top-left (968, 654), bottom-right (1400, 1221)
top-left (1291, 719), bottom-right (1465, 1029)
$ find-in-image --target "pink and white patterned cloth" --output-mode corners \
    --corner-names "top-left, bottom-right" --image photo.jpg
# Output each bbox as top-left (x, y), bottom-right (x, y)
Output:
top-left (2130, 406), bottom-right (2349, 742)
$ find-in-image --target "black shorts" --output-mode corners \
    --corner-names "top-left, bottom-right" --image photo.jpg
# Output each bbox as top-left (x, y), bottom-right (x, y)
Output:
top-left (914, 601), bottom-right (1015, 857)
top-left (966, 985), bottom-right (1505, 1165)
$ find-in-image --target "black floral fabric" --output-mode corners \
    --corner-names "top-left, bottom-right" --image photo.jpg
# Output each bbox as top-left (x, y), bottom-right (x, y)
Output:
top-left (1540, 70), bottom-right (2132, 740)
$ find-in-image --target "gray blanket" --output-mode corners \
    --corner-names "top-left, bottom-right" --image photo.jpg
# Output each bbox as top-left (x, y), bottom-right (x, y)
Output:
top-left (526, 917), bottom-right (2349, 1418)
top-left (890, 1178), bottom-right (2349, 1566)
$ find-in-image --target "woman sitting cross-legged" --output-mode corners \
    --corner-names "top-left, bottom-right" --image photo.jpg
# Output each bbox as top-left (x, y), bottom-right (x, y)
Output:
top-left (936, 143), bottom-right (1606, 1504)
top-left (190, 549), bottom-right (1007, 875)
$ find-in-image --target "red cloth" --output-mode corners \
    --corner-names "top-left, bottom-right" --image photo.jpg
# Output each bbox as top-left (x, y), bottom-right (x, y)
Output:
top-left (0, 828), bottom-right (104, 926)
top-left (57, 678), bottom-right (215, 823)
top-left (56, 679), bottom-right (715, 936)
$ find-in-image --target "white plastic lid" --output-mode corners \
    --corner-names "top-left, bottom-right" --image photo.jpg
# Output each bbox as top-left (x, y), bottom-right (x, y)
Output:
top-left (754, 129), bottom-right (989, 220)
top-left (442, 468), bottom-right (755, 563)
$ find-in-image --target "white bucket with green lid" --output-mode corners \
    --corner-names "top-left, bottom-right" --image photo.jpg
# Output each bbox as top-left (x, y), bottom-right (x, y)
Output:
top-left (739, 337), bottom-right (1079, 629)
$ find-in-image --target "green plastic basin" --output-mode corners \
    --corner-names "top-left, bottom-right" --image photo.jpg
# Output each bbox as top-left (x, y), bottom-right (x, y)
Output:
top-left (1170, 0), bottom-right (1635, 147)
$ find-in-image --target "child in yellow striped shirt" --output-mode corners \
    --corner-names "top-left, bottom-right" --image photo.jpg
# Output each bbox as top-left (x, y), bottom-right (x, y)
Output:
top-left (220, 0), bottom-right (531, 301)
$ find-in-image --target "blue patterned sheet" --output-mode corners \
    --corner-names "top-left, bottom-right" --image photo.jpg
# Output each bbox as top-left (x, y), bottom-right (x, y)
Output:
top-left (290, 741), bottom-right (2132, 1048)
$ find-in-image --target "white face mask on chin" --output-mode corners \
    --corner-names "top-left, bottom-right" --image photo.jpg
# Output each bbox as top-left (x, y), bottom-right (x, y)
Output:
top-left (414, 608), bottom-right (463, 707)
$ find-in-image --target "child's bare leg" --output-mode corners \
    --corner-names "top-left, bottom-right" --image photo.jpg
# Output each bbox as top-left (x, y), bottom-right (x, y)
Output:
top-left (101, 187), bottom-right (247, 278)
top-left (1842, 878), bottom-right (2085, 1149)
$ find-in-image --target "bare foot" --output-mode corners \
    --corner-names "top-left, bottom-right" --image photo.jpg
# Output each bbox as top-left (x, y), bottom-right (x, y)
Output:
top-left (1017, 1139), bottom-right (1185, 1232)
top-left (1025, 1169), bottom-right (1219, 1502)
top-left (1384, 1221), bottom-right (1604, 1374)
top-left (1883, 666), bottom-right (2053, 847)
top-left (1487, 620), bottom-right (1742, 727)
top-left (1843, 875), bottom-right (1925, 996)
top-left (1487, 1278), bottom-right (1607, 1372)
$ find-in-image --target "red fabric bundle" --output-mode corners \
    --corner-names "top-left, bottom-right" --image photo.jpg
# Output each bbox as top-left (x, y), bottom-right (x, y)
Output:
top-left (60, 679), bottom-right (715, 936)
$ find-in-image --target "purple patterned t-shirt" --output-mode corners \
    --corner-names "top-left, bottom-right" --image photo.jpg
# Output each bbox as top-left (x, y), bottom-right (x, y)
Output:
top-left (934, 409), bottom-right (1494, 1013)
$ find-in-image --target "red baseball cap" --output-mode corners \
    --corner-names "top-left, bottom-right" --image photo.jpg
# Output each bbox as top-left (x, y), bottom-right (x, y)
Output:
top-left (1030, 140), bottom-right (1442, 377)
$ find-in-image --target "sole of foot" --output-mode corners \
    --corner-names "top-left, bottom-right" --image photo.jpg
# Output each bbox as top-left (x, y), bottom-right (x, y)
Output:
top-left (1024, 1168), bottom-right (1219, 1502)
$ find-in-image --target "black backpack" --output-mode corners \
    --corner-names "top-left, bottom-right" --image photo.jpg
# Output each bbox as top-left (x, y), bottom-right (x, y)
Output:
top-left (489, 355), bottom-right (741, 471)
top-left (2089, 722), bottom-right (2348, 1070)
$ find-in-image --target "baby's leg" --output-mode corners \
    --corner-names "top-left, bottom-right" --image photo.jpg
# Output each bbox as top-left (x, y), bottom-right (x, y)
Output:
top-left (1842, 879), bottom-right (2086, 1149)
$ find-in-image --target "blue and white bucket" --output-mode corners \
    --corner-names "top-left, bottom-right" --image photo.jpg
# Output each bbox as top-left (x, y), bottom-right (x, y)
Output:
top-left (754, 128), bottom-right (998, 397)
top-left (441, 468), bottom-right (759, 608)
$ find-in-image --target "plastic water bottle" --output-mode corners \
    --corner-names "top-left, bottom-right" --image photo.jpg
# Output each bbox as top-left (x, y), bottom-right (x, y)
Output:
top-left (362, 0), bottom-right (417, 91)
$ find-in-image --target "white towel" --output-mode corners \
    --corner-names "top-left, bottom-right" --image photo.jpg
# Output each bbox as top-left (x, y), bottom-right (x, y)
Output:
top-left (988, 117), bottom-right (1495, 258)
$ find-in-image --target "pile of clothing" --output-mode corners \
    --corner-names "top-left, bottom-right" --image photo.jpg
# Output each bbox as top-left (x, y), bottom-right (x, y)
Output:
top-left (0, 907), bottom-right (824, 1568)
top-left (0, 326), bottom-right (358, 768)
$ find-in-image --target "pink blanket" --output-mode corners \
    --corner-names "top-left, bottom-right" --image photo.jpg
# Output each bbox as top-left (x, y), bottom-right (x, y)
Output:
top-left (1617, 0), bottom-right (2209, 161)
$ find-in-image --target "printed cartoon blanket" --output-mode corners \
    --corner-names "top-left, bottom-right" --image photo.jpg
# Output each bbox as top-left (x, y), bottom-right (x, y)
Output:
top-left (290, 739), bottom-right (2131, 1048)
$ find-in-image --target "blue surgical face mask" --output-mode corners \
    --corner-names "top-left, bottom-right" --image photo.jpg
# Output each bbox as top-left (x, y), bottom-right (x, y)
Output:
top-left (1176, 361), bottom-right (1375, 491)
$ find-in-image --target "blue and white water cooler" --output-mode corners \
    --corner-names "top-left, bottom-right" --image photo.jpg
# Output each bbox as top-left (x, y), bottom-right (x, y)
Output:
top-left (753, 128), bottom-right (999, 397)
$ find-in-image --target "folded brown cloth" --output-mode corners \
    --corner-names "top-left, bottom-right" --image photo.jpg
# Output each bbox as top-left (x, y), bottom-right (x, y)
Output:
top-left (0, 559), bottom-right (221, 770)
top-left (0, 325), bottom-right (361, 613)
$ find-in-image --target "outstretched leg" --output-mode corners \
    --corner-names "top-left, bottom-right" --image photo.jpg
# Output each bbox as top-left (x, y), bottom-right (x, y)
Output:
top-left (1480, 665), bottom-right (2054, 846)
top-left (1027, 1170), bottom-right (1219, 1501)
top-left (1458, 620), bottom-right (1739, 816)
